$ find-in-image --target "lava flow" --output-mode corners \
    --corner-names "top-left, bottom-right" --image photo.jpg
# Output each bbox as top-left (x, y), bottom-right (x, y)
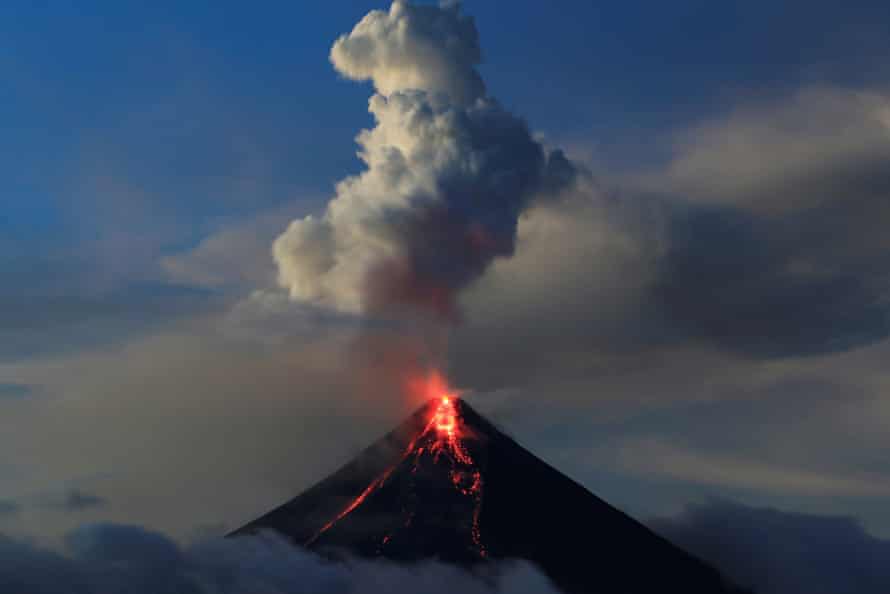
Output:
top-left (421, 394), bottom-right (485, 556)
top-left (436, 398), bottom-right (486, 555)
top-left (306, 383), bottom-right (486, 558)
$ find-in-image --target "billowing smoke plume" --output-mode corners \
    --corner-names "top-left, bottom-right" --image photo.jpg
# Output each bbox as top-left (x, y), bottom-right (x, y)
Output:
top-left (274, 0), bottom-right (574, 318)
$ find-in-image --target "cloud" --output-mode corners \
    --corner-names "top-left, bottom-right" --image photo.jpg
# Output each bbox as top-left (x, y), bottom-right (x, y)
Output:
top-left (450, 178), bottom-right (668, 388)
top-left (274, 0), bottom-right (574, 319)
top-left (162, 227), bottom-right (278, 291)
top-left (0, 283), bottom-right (220, 363)
top-left (223, 290), bottom-right (361, 347)
top-left (450, 84), bottom-right (890, 388)
top-left (645, 87), bottom-right (890, 358)
top-left (0, 383), bottom-right (32, 400)
top-left (162, 205), bottom-right (313, 292)
top-left (4, 2), bottom-right (890, 560)
top-left (658, 87), bottom-right (890, 216)
top-left (0, 312), bottom-right (414, 543)
top-left (616, 437), bottom-right (890, 497)
top-left (0, 524), bottom-right (559, 594)
top-left (330, 0), bottom-right (485, 105)
top-left (50, 490), bottom-right (108, 513)
top-left (651, 500), bottom-right (890, 594)
top-left (653, 202), bottom-right (890, 358)
top-left (0, 490), bottom-right (106, 521)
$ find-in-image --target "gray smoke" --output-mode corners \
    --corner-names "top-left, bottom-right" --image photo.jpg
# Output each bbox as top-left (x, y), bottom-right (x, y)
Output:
top-left (273, 1), bottom-right (574, 319)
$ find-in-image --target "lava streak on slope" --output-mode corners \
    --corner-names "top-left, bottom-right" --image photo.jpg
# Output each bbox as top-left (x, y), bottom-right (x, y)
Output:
top-left (422, 394), bottom-right (486, 556)
top-left (306, 386), bottom-right (487, 558)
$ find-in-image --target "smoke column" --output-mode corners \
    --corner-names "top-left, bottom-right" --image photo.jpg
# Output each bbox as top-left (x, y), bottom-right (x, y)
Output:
top-left (273, 0), bottom-right (574, 320)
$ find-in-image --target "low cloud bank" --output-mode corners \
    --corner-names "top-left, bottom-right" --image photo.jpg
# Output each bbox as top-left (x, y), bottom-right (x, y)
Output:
top-left (0, 524), bottom-right (558, 594)
top-left (651, 499), bottom-right (890, 594)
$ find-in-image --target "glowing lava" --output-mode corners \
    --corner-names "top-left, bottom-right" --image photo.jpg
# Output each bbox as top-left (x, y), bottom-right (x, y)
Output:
top-left (306, 377), bottom-right (486, 558)
top-left (434, 395), bottom-right (456, 434)
top-left (425, 394), bottom-right (486, 556)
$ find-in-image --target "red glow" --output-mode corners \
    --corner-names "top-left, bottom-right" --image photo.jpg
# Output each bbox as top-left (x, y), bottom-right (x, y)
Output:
top-left (405, 369), bottom-right (460, 406)
top-left (309, 372), bottom-right (486, 558)
top-left (434, 395), bottom-right (457, 435)
top-left (424, 393), bottom-right (485, 556)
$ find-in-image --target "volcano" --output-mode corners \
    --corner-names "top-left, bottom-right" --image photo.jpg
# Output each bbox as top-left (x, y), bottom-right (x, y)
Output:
top-left (233, 397), bottom-right (746, 594)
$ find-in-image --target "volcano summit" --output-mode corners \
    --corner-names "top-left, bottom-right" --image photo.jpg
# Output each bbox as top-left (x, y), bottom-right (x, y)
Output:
top-left (233, 397), bottom-right (746, 594)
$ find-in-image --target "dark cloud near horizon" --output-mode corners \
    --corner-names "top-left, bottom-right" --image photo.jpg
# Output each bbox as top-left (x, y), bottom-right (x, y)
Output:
top-left (647, 86), bottom-right (890, 358)
top-left (0, 524), bottom-right (558, 594)
top-left (53, 490), bottom-right (108, 513)
top-left (0, 383), bottom-right (32, 400)
top-left (0, 501), bottom-right (20, 517)
top-left (0, 283), bottom-right (221, 363)
top-left (0, 490), bottom-right (107, 518)
top-left (651, 499), bottom-right (890, 594)
top-left (655, 202), bottom-right (890, 358)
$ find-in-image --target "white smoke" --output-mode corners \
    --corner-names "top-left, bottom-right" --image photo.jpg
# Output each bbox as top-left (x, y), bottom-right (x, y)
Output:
top-left (330, 0), bottom-right (485, 105)
top-left (273, 0), bottom-right (574, 319)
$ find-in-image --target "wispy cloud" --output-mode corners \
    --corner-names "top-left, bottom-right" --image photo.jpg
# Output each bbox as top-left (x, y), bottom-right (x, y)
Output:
top-left (617, 437), bottom-right (890, 497)
top-left (43, 490), bottom-right (109, 513)
top-left (0, 283), bottom-right (220, 363)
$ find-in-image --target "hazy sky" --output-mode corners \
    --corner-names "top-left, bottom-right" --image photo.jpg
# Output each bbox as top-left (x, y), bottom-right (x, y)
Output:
top-left (3, 0), bottom-right (890, 563)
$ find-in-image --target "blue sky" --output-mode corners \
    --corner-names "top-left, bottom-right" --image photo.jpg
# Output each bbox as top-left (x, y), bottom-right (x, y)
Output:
top-left (3, 1), bottom-right (890, 571)
top-left (5, 0), bottom-right (889, 254)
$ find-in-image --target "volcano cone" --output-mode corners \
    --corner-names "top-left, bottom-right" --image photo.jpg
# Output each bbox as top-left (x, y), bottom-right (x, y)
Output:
top-left (233, 399), bottom-right (747, 594)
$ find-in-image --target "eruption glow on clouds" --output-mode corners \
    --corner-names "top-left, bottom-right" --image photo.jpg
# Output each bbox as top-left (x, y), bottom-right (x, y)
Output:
top-left (273, 0), bottom-right (574, 319)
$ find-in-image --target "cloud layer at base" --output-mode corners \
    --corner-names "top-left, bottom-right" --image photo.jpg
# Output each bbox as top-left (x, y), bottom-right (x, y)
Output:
top-left (0, 524), bottom-right (558, 594)
top-left (651, 499), bottom-right (890, 594)
top-left (6, 501), bottom-right (888, 594)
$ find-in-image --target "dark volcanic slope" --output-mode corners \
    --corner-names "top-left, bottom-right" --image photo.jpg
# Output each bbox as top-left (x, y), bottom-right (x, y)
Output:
top-left (234, 399), bottom-right (747, 594)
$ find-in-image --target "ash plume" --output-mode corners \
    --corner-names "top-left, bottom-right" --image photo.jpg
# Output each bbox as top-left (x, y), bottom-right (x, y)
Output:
top-left (273, 0), bottom-right (574, 319)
